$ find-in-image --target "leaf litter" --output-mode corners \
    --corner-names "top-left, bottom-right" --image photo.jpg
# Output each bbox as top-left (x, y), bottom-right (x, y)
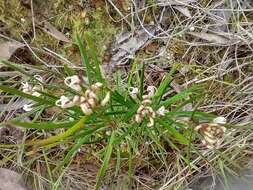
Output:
top-left (42, 21), bottom-right (71, 43)
top-left (0, 41), bottom-right (25, 61)
top-left (109, 25), bottom-right (156, 67)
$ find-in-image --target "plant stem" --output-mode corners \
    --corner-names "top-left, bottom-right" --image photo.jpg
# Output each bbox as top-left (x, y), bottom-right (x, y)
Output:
top-left (28, 116), bottom-right (87, 147)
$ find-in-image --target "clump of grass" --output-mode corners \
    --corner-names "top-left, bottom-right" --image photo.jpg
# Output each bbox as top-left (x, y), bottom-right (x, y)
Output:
top-left (0, 32), bottom-right (238, 190)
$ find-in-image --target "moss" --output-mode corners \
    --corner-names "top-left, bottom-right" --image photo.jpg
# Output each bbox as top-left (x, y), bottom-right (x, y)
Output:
top-left (88, 8), bottom-right (118, 54)
top-left (1, 0), bottom-right (118, 65)
top-left (0, 0), bottom-right (29, 37)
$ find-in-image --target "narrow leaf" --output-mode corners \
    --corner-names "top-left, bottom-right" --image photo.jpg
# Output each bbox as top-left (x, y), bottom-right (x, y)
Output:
top-left (0, 84), bottom-right (54, 105)
top-left (28, 116), bottom-right (87, 146)
top-left (76, 33), bottom-right (93, 85)
top-left (9, 120), bottom-right (77, 130)
top-left (84, 33), bottom-right (103, 83)
top-left (154, 64), bottom-right (179, 103)
top-left (158, 119), bottom-right (189, 145)
top-left (95, 131), bottom-right (115, 190)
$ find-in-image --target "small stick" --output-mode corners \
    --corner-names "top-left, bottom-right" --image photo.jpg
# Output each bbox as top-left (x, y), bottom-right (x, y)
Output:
top-left (30, 0), bottom-right (36, 40)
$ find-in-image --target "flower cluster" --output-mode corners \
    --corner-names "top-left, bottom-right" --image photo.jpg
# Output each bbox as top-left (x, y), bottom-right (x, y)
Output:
top-left (132, 86), bottom-right (168, 127)
top-left (21, 75), bottom-right (43, 111)
top-left (55, 75), bottom-right (110, 115)
top-left (135, 94), bottom-right (156, 127)
top-left (194, 117), bottom-right (227, 149)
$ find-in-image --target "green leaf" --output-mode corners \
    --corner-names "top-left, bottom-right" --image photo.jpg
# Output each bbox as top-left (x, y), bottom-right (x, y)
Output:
top-left (154, 64), bottom-right (179, 103)
top-left (84, 33), bottom-right (104, 83)
top-left (115, 146), bottom-right (121, 177)
top-left (123, 104), bottom-right (139, 121)
top-left (168, 111), bottom-right (216, 121)
top-left (114, 124), bottom-right (137, 145)
top-left (0, 84), bottom-right (54, 105)
top-left (139, 63), bottom-right (145, 97)
top-left (95, 131), bottom-right (115, 190)
top-left (159, 85), bottom-right (203, 108)
top-left (127, 61), bottom-right (137, 88)
top-left (164, 94), bottom-right (204, 120)
top-left (1, 60), bottom-right (38, 80)
top-left (71, 125), bottom-right (103, 140)
top-left (111, 90), bottom-right (134, 108)
top-left (9, 120), bottom-right (77, 130)
top-left (158, 119), bottom-right (189, 145)
top-left (76, 33), bottom-right (93, 85)
top-left (28, 116), bottom-right (87, 146)
top-left (63, 64), bottom-right (75, 76)
top-left (56, 135), bottom-right (90, 171)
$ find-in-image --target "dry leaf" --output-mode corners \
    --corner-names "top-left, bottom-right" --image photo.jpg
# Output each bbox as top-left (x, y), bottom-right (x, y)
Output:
top-left (188, 32), bottom-right (229, 44)
top-left (0, 168), bottom-right (27, 190)
top-left (174, 6), bottom-right (192, 18)
top-left (209, 1), bottom-right (233, 32)
top-left (157, 0), bottom-right (196, 6)
top-left (157, 0), bottom-right (195, 17)
top-left (0, 41), bottom-right (25, 61)
top-left (0, 99), bottom-right (28, 112)
top-left (42, 21), bottom-right (71, 43)
top-left (110, 25), bottom-right (156, 66)
top-left (209, 0), bottom-right (251, 32)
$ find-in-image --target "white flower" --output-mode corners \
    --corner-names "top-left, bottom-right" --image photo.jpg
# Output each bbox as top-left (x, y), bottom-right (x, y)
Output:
top-left (73, 95), bottom-right (81, 105)
top-left (31, 85), bottom-right (43, 97)
top-left (135, 114), bottom-right (142, 123)
top-left (147, 86), bottom-right (157, 97)
top-left (85, 89), bottom-right (98, 100)
top-left (142, 95), bottom-right (152, 105)
top-left (87, 98), bottom-right (96, 108)
top-left (57, 81), bottom-right (110, 116)
top-left (91, 82), bottom-right (103, 91)
top-left (22, 76), bottom-right (43, 97)
top-left (157, 106), bottom-right (169, 116)
top-left (55, 96), bottom-right (75, 108)
top-left (128, 87), bottom-right (139, 99)
top-left (23, 103), bottom-right (34, 112)
top-left (34, 75), bottom-right (43, 82)
top-left (21, 82), bottom-right (33, 94)
top-left (213, 116), bottom-right (227, 125)
top-left (101, 92), bottom-right (110, 106)
top-left (147, 117), bottom-right (154, 127)
top-left (105, 131), bottom-right (111, 136)
top-left (80, 103), bottom-right (93, 115)
top-left (64, 75), bottom-right (82, 91)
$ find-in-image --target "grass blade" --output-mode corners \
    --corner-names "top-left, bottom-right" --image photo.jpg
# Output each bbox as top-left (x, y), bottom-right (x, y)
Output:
top-left (158, 119), bottom-right (189, 145)
top-left (84, 32), bottom-right (104, 83)
top-left (56, 135), bottom-right (90, 172)
top-left (139, 63), bottom-right (145, 97)
top-left (95, 131), bottom-right (115, 190)
top-left (9, 120), bottom-right (77, 130)
top-left (154, 64), bottom-right (179, 103)
top-left (159, 85), bottom-right (203, 108)
top-left (76, 33), bottom-right (93, 85)
top-left (0, 84), bottom-right (54, 105)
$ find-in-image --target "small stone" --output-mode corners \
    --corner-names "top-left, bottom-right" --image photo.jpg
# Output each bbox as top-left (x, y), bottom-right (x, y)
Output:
top-left (21, 18), bottom-right (26, 23)
top-left (189, 26), bottom-right (195, 31)
top-left (0, 168), bottom-right (27, 190)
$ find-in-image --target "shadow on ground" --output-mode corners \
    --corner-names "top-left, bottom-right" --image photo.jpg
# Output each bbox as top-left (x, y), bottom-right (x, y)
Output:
top-left (189, 169), bottom-right (253, 190)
